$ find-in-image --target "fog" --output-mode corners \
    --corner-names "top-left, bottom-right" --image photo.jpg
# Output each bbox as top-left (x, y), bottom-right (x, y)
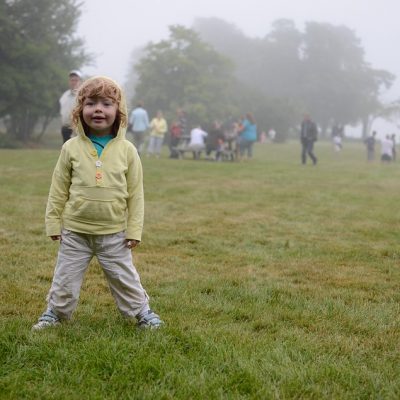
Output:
top-left (78, 0), bottom-right (400, 136)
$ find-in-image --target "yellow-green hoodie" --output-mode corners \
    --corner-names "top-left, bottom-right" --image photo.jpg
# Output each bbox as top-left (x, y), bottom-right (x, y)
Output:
top-left (45, 88), bottom-right (144, 241)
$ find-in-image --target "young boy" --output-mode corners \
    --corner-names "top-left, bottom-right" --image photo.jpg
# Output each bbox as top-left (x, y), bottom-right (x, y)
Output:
top-left (32, 76), bottom-right (163, 330)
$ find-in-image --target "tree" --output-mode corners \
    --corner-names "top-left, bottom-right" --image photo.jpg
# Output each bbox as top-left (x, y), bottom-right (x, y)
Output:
top-left (375, 99), bottom-right (400, 130)
top-left (354, 68), bottom-right (395, 138)
top-left (192, 17), bottom-right (260, 87)
top-left (300, 22), bottom-right (395, 136)
top-left (124, 46), bottom-right (146, 105)
top-left (133, 25), bottom-right (238, 125)
top-left (261, 19), bottom-right (303, 99)
top-left (194, 18), bottom-right (396, 140)
top-left (194, 17), bottom-right (301, 140)
top-left (0, 0), bottom-right (89, 143)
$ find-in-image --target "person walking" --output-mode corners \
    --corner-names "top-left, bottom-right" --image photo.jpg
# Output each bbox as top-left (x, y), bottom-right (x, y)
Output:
top-left (300, 113), bottom-right (318, 165)
top-left (364, 131), bottom-right (377, 162)
top-left (59, 70), bottom-right (82, 143)
top-left (32, 76), bottom-right (163, 331)
top-left (391, 133), bottom-right (396, 161)
top-left (129, 102), bottom-right (149, 155)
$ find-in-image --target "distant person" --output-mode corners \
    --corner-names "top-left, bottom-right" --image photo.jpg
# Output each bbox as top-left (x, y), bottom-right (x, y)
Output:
top-left (332, 124), bottom-right (344, 138)
top-left (169, 120), bottom-right (182, 159)
top-left (187, 124), bottom-right (208, 159)
top-left (59, 70), bottom-right (82, 143)
top-left (129, 102), bottom-right (149, 155)
top-left (332, 126), bottom-right (343, 152)
top-left (333, 134), bottom-right (342, 152)
top-left (268, 128), bottom-right (276, 142)
top-left (147, 111), bottom-right (168, 158)
top-left (381, 134), bottom-right (394, 162)
top-left (364, 131), bottom-right (377, 162)
top-left (32, 76), bottom-right (163, 331)
top-left (331, 124), bottom-right (340, 139)
top-left (237, 113), bottom-right (257, 160)
top-left (391, 133), bottom-right (396, 161)
top-left (206, 121), bottom-right (225, 161)
top-left (300, 113), bottom-right (318, 165)
top-left (222, 117), bottom-right (238, 160)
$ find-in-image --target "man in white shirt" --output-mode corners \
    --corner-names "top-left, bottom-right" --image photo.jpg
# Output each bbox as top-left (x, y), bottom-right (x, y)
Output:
top-left (188, 125), bottom-right (208, 159)
top-left (59, 70), bottom-right (82, 143)
top-left (381, 134), bottom-right (394, 162)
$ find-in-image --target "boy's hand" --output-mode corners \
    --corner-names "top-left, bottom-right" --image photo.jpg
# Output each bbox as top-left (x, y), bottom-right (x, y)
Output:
top-left (50, 235), bottom-right (61, 241)
top-left (126, 239), bottom-right (140, 249)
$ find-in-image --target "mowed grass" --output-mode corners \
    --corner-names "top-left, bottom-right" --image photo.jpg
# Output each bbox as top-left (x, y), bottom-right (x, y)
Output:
top-left (0, 141), bottom-right (399, 399)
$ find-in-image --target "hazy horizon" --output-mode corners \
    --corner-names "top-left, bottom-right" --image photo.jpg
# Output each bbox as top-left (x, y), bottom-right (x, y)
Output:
top-left (77, 0), bottom-right (400, 136)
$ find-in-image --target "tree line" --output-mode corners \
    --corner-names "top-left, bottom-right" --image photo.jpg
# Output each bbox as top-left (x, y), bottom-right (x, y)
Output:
top-left (0, 1), bottom-right (397, 144)
top-left (132, 18), bottom-right (397, 141)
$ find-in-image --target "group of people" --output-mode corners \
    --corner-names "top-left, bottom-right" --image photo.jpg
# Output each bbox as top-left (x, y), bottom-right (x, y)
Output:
top-left (364, 130), bottom-right (397, 162)
top-left (127, 105), bottom-right (259, 162)
top-left (169, 112), bottom-right (258, 161)
top-left (59, 72), bottom-right (169, 159)
top-left (59, 74), bottom-right (398, 167)
top-left (128, 103), bottom-right (168, 158)
top-left (299, 114), bottom-right (398, 165)
top-left (59, 71), bottom-right (260, 163)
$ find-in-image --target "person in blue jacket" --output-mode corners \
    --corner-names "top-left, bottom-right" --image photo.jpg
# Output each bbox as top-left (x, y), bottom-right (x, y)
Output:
top-left (128, 102), bottom-right (149, 155)
top-left (238, 113), bottom-right (257, 160)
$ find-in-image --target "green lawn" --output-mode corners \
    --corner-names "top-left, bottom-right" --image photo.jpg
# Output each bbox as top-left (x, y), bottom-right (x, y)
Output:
top-left (0, 141), bottom-right (399, 399)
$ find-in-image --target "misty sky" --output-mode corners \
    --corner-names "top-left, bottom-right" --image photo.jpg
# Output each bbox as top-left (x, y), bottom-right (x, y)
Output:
top-left (77, 0), bottom-right (400, 134)
top-left (79, 0), bottom-right (399, 90)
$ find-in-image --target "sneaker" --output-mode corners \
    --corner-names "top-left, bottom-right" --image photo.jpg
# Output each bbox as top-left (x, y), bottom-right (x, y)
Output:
top-left (136, 310), bottom-right (164, 329)
top-left (32, 311), bottom-right (60, 331)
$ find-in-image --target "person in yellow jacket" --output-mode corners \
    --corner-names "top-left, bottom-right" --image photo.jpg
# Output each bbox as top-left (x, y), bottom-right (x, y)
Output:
top-left (32, 76), bottom-right (163, 331)
top-left (147, 110), bottom-right (168, 158)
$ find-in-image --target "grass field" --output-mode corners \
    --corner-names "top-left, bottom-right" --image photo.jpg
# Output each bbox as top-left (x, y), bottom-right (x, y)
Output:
top-left (1, 141), bottom-right (399, 399)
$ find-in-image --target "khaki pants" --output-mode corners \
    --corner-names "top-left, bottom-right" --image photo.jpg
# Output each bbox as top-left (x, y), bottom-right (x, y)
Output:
top-left (46, 229), bottom-right (149, 320)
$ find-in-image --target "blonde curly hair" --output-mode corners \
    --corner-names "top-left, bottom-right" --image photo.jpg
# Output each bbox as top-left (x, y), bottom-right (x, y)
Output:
top-left (71, 76), bottom-right (128, 136)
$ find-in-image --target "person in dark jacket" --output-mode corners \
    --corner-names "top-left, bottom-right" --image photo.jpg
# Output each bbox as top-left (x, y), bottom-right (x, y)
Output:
top-left (300, 113), bottom-right (318, 165)
top-left (364, 130), bottom-right (377, 162)
top-left (206, 121), bottom-right (225, 161)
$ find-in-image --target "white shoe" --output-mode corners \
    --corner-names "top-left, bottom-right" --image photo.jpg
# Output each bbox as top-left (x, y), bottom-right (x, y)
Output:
top-left (137, 310), bottom-right (164, 329)
top-left (32, 319), bottom-right (60, 331)
top-left (32, 310), bottom-right (60, 331)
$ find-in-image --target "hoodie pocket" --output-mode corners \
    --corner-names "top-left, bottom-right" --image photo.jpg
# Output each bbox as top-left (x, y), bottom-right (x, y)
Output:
top-left (68, 196), bottom-right (125, 223)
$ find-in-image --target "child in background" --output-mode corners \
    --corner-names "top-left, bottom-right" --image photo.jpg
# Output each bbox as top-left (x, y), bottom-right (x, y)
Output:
top-left (32, 76), bottom-right (163, 330)
top-left (169, 121), bottom-right (182, 158)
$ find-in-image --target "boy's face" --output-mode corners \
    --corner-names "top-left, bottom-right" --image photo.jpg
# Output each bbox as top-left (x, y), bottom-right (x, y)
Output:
top-left (82, 96), bottom-right (118, 136)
